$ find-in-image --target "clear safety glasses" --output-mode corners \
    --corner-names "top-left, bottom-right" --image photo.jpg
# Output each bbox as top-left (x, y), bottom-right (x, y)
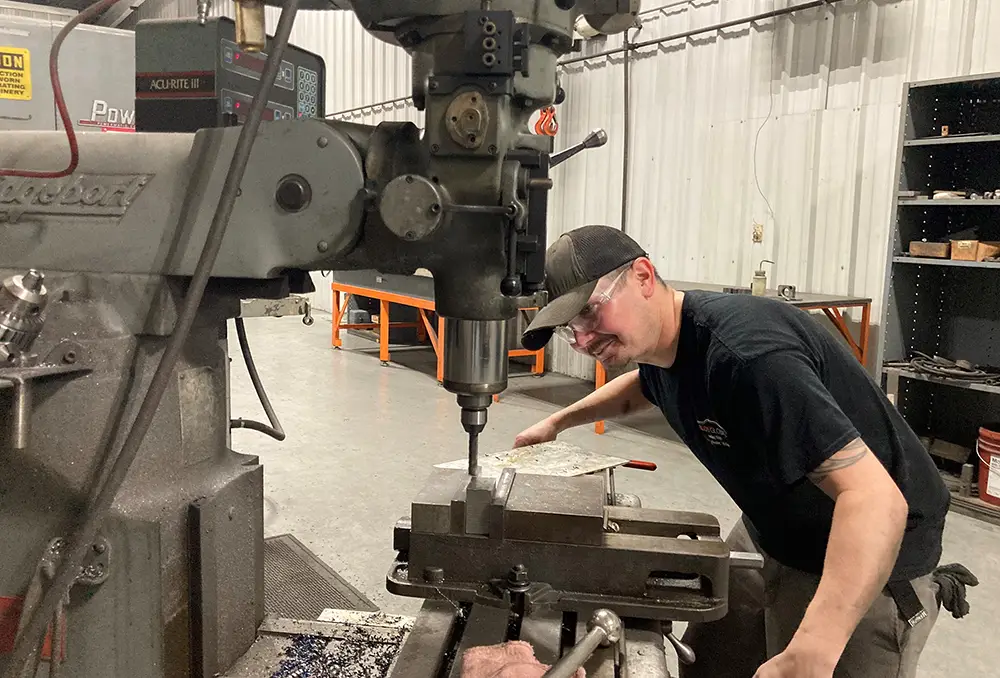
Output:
top-left (553, 268), bottom-right (628, 346)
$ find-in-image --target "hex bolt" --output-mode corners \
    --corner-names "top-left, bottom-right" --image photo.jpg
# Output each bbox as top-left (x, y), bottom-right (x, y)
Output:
top-left (93, 542), bottom-right (106, 554)
top-left (317, 241), bottom-right (330, 253)
top-left (63, 350), bottom-right (77, 365)
top-left (405, 175), bottom-right (414, 184)
top-left (489, 144), bottom-right (498, 155)
top-left (508, 564), bottom-right (529, 585)
top-left (424, 566), bottom-right (445, 584)
top-left (317, 136), bottom-right (329, 148)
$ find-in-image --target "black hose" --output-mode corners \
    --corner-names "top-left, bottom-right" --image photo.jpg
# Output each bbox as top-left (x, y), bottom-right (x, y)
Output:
top-left (621, 25), bottom-right (638, 233)
top-left (231, 316), bottom-right (286, 441)
top-left (0, 2), bottom-right (301, 675)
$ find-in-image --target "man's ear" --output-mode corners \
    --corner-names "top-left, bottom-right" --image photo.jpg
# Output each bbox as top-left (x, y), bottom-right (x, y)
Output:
top-left (632, 257), bottom-right (657, 297)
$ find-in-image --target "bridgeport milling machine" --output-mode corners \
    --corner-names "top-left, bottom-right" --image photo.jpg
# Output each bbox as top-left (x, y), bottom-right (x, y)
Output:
top-left (0, 1), bottom-right (761, 676)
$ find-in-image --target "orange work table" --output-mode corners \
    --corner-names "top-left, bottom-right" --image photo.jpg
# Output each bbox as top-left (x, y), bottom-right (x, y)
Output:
top-left (330, 276), bottom-right (544, 384)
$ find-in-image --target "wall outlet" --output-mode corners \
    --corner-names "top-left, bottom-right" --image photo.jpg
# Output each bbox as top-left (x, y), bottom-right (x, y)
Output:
top-left (752, 222), bottom-right (764, 243)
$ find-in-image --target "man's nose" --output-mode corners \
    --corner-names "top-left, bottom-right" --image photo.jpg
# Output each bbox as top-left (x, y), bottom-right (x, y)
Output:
top-left (572, 329), bottom-right (598, 352)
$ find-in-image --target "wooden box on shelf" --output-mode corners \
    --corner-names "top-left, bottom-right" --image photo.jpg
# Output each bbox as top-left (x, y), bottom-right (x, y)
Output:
top-left (909, 241), bottom-right (950, 258)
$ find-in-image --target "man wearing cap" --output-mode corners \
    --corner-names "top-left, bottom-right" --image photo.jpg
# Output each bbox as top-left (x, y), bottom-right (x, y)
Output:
top-left (514, 225), bottom-right (953, 678)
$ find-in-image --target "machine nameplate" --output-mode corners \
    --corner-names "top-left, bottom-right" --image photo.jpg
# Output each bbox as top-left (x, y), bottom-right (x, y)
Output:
top-left (0, 174), bottom-right (152, 223)
top-left (136, 70), bottom-right (216, 99)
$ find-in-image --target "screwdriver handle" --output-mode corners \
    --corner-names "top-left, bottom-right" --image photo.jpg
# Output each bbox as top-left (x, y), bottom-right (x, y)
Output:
top-left (623, 460), bottom-right (657, 471)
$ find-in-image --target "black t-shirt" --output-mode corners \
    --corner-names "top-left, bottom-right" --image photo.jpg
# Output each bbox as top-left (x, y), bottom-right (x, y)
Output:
top-left (638, 290), bottom-right (950, 581)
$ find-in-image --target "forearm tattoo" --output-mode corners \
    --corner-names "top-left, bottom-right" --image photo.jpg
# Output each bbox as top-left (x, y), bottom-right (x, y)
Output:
top-left (807, 438), bottom-right (869, 481)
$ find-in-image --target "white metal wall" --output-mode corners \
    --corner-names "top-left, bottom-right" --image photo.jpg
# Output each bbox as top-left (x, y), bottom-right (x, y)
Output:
top-left (115, 0), bottom-right (1000, 376)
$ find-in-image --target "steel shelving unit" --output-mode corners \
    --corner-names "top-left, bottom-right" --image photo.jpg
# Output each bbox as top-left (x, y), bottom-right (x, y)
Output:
top-left (879, 72), bottom-right (1000, 525)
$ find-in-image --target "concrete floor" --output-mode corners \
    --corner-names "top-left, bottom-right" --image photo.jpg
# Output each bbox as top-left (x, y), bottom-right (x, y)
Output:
top-left (230, 314), bottom-right (998, 676)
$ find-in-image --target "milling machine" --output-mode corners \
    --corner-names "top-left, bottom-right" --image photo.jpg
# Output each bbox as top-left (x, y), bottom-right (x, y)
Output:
top-left (0, 1), bottom-right (758, 676)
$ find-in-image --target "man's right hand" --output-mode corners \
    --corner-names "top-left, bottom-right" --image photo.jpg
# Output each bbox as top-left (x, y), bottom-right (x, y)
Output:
top-left (513, 417), bottom-right (560, 448)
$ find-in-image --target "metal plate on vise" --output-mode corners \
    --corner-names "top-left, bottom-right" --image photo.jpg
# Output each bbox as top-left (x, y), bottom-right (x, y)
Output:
top-left (435, 441), bottom-right (628, 477)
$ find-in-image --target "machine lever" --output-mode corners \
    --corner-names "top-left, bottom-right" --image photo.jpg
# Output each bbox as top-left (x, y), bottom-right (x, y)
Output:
top-left (543, 608), bottom-right (622, 678)
top-left (666, 631), bottom-right (696, 665)
top-left (550, 128), bottom-right (608, 168)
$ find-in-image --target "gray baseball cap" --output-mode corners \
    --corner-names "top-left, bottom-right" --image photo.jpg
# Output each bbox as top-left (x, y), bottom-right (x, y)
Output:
top-left (521, 225), bottom-right (647, 351)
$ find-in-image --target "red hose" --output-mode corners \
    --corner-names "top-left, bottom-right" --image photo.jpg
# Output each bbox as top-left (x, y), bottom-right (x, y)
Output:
top-left (0, 0), bottom-right (125, 178)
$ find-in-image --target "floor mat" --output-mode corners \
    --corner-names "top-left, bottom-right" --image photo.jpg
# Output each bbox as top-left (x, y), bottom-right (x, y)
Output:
top-left (263, 534), bottom-right (377, 618)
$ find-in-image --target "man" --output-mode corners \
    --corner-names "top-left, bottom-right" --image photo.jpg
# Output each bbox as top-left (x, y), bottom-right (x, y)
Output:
top-left (514, 224), bottom-right (955, 678)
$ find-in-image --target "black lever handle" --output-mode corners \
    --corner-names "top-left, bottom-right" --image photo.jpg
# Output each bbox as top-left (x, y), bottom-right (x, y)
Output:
top-left (550, 128), bottom-right (608, 167)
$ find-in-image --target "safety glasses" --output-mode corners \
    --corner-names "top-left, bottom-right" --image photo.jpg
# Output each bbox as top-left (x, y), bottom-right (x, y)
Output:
top-left (553, 268), bottom-right (629, 346)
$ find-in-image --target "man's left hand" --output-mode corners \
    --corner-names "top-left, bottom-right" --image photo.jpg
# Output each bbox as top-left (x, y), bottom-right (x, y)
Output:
top-left (753, 636), bottom-right (839, 678)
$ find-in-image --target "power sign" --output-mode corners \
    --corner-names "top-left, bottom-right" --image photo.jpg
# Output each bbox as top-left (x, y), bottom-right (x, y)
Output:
top-left (0, 48), bottom-right (31, 101)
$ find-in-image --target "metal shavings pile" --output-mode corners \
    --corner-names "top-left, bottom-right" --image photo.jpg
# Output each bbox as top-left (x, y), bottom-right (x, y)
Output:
top-left (268, 633), bottom-right (402, 678)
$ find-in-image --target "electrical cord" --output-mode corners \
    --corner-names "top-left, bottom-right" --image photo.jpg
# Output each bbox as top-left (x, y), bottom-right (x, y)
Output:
top-left (885, 351), bottom-right (1000, 384)
top-left (231, 317), bottom-right (286, 441)
top-left (0, 1), bottom-right (302, 675)
top-left (751, 0), bottom-right (778, 226)
top-left (0, 0), bottom-right (125, 179)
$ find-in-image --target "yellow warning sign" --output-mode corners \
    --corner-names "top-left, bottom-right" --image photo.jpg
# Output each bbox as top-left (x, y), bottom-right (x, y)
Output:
top-left (0, 47), bottom-right (31, 101)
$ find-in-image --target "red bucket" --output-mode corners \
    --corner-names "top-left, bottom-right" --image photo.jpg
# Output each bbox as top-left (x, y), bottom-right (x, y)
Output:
top-left (976, 424), bottom-right (1000, 506)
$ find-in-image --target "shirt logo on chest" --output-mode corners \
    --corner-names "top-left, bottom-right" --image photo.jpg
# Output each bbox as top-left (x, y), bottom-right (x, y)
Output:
top-left (697, 418), bottom-right (731, 448)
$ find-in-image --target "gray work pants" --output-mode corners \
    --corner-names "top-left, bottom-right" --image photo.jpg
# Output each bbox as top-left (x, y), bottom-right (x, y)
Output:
top-left (679, 517), bottom-right (941, 678)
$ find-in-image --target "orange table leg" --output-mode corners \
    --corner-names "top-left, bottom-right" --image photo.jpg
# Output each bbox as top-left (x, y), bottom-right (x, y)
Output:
top-left (595, 361), bottom-right (607, 434)
top-left (822, 307), bottom-right (862, 363)
top-left (437, 316), bottom-right (446, 383)
top-left (379, 299), bottom-right (390, 364)
top-left (332, 289), bottom-right (351, 348)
